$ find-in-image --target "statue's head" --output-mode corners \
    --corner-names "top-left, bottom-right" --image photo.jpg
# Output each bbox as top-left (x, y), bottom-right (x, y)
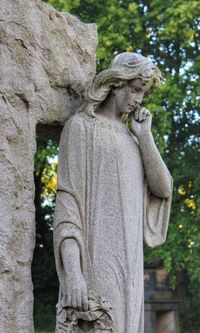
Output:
top-left (81, 52), bottom-right (162, 117)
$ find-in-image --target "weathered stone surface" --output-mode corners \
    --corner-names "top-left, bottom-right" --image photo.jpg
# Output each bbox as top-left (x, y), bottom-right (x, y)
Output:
top-left (53, 52), bottom-right (173, 333)
top-left (0, 1), bottom-right (97, 332)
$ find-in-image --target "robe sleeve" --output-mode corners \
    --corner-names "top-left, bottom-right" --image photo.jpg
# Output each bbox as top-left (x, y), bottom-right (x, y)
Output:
top-left (143, 177), bottom-right (173, 248)
top-left (53, 114), bottom-right (90, 294)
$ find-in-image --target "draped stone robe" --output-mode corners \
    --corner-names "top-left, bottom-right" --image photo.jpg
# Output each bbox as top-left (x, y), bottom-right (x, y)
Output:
top-left (53, 112), bottom-right (172, 333)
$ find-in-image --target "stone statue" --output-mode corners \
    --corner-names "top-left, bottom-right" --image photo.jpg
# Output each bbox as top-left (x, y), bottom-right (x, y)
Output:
top-left (53, 52), bottom-right (173, 333)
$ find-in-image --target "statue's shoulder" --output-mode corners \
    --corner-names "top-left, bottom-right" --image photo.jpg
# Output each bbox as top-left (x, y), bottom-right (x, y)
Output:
top-left (62, 112), bottom-right (87, 137)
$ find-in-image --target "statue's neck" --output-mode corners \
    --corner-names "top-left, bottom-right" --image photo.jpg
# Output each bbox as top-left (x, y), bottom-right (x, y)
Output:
top-left (95, 95), bottom-right (122, 124)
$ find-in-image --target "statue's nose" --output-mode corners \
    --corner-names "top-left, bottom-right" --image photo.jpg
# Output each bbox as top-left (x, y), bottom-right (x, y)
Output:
top-left (134, 98), bottom-right (142, 105)
top-left (135, 93), bottom-right (144, 104)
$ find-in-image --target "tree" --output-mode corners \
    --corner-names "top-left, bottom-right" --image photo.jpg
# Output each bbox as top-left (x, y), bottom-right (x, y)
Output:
top-left (33, 138), bottom-right (59, 331)
top-left (35, 1), bottom-right (200, 331)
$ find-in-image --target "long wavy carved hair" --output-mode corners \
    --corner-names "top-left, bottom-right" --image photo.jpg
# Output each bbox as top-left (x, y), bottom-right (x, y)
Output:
top-left (79, 52), bottom-right (162, 118)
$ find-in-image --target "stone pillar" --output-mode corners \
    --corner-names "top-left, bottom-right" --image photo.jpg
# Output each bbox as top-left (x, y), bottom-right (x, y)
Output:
top-left (0, 1), bottom-right (97, 332)
top-left (144, 305), bottom-right (156, 333)
top-left (156, 311), bottom-right (180, 333)
top-left (144, 267), bottom-right (180, 333)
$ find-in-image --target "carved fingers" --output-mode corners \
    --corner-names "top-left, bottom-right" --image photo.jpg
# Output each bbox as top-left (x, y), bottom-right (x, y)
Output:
top-left (134, 107), bottom-right (150, 122)
top-left (76, 289), bottom-right (82, 309)
top-left (82, 290), bottom-right (89, 311)
top-left (130, 107), bottom-right (152, 138)
top-left (72, 291), bottom-right (77, 308)
top-left (65, 275), bottom-right (89, 311)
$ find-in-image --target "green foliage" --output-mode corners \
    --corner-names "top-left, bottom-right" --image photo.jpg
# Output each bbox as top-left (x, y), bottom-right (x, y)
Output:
top-left (33, 138), bottom-right (58, 331)
top-left (43, 0), bottom-right (69, 11)
top-left (36, 331), bottom-right (54, 333)
top-left (36, 1), bottom-right (200, 331)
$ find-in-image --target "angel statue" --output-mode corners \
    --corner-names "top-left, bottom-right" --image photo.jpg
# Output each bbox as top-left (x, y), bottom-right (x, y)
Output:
top-left (53, 52), bottom-right (173, 333)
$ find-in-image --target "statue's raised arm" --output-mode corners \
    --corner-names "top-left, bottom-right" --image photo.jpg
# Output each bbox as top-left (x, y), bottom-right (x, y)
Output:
top-left (53, 52), bottom-right (173, 333)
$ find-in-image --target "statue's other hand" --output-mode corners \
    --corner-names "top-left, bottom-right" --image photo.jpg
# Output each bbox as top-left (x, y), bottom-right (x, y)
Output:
top-left (130, 107), bottom-right (152, 138)
top-left (65, 272), bottom-right (88, 311)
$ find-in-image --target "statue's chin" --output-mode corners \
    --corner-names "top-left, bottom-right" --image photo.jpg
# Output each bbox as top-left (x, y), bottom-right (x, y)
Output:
top-left (122, 109), bottom-right (133, 115)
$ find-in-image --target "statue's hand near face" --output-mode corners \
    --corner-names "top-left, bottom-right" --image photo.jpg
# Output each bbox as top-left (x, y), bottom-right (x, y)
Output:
top-left (130, 107), bottom-right (152, 138)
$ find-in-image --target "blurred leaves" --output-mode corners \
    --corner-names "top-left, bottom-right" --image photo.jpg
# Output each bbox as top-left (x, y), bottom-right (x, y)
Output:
top-left (33, 138), bottom-right (58, 331)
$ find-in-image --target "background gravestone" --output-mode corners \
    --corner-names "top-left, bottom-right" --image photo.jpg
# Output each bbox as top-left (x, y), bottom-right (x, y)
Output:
top-left (0, 0), bottom-right (97, 332)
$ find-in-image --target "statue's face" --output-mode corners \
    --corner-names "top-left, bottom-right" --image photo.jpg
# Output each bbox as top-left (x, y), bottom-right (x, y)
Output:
top-left (114, 78), bottom-right (153, 115)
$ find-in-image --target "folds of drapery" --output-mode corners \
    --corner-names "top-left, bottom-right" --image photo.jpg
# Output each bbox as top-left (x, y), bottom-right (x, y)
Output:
top-left (53, 112), bottom-right (173, 333)
top-left (53, 115), bottom-right (92, 298)
top-left (143, 178), bottom-right (173, 248)
top-left (54, 113), bottom-right (173, 286)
